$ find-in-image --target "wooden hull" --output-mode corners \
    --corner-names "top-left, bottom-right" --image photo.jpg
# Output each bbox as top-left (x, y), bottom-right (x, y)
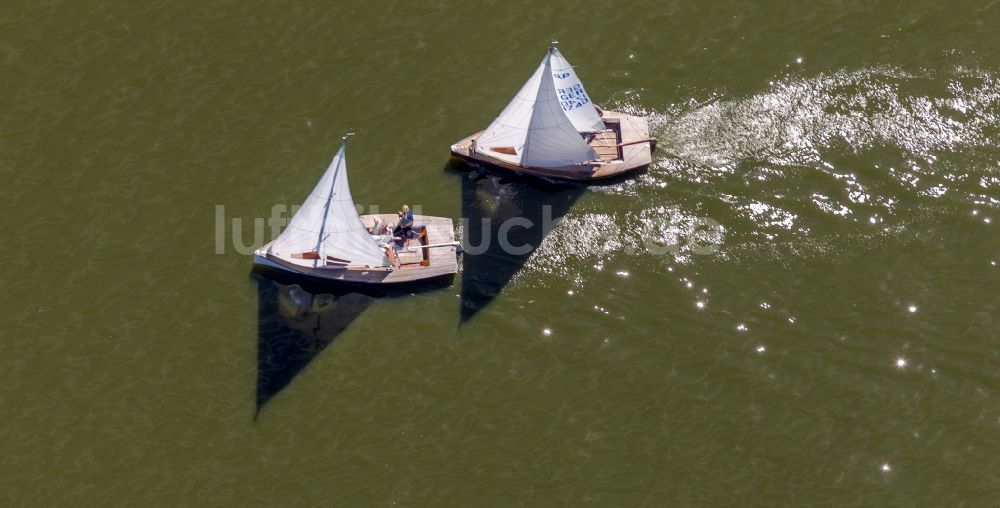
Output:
top-left (254, 214), bottom-right (458, 285)
top-left (450, 110), bottom-right (655, 181)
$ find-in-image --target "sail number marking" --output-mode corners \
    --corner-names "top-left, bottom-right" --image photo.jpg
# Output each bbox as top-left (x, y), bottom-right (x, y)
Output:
top-left (555, 82), bottom-right (590, 111)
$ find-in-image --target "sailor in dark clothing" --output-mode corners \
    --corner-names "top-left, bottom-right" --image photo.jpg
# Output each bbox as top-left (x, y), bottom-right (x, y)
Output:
top-left (393, 204), bottom-right (413, 241)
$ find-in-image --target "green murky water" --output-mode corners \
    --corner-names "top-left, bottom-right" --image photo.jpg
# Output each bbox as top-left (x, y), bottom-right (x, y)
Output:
top-left (2, 1), bottom-right (999, 505)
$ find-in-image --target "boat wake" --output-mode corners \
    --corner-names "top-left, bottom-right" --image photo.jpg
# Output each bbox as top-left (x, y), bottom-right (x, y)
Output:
top-left (656, 64), bottom-right (1000, 172)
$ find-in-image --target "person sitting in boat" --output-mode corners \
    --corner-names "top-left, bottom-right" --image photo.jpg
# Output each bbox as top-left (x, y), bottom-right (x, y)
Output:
top-left (367, 216), bottom-right (394, 249)
top-left (393, 204), bottom-right (414, 240)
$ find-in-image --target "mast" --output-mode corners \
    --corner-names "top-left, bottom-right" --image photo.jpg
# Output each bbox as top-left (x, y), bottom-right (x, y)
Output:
top-left (312, 132), bottom-right (353, 266)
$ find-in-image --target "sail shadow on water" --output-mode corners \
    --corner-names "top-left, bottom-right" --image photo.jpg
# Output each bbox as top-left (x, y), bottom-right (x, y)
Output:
top-left (251, 267), bottom-right (452, 418)
top-left (251, 270), bottom-right (376, 418)
top-left (455, 162), bottom-right (586, 322)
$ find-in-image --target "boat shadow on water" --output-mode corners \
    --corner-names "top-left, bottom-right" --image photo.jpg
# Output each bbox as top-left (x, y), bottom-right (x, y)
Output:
top-left (448, 158), bottom-right (589, 322)
top-left (251, 267), bottom-right (452, 419)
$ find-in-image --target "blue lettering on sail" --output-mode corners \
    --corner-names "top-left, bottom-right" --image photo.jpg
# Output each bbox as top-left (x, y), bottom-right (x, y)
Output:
top-left (557, 83), bottom-right (590, 111)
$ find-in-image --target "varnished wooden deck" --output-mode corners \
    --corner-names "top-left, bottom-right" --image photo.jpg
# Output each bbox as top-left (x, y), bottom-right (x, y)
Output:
top-left (449, 109), bottom-right (654, 181)
top-left (360, 214), bottom-right (458, 283)
top-left (587, 129), bottom-right (620, 162)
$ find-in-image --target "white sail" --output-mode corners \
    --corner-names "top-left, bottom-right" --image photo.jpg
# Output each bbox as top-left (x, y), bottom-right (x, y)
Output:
top-left (268, 143), bottom-right (389, 268)
top-left (475, 49), bottom-right (597, 168)
top-left (549, 47), bottom-right (605, 133)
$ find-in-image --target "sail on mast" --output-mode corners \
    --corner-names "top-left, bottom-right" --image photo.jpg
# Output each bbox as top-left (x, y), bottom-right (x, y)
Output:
top-left (268, 141), bottom-right (389, 268)
top-left (549, 47), bottom-right (605, 133)
top-left (474, 48), bottom-right (597, 168)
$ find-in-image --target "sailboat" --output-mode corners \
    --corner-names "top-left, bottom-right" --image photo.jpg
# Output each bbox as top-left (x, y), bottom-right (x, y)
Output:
top-left (254, 134), bottom-right (459, 284)
top-left (450, 43), bottom-right (656, 181)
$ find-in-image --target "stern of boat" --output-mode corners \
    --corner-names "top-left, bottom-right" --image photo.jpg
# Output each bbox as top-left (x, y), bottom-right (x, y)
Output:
top-left (360, 214), bottom-right (458, 283)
